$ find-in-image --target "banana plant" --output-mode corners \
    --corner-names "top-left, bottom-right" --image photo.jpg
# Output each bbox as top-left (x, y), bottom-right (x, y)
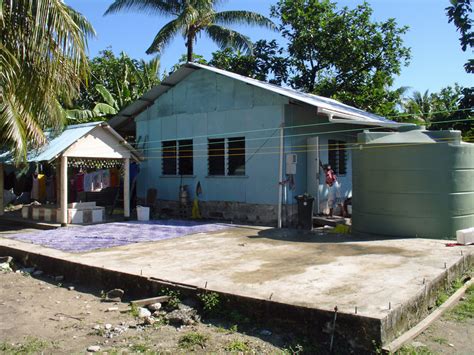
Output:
top-left (66, 84), bottom-right (118, 123)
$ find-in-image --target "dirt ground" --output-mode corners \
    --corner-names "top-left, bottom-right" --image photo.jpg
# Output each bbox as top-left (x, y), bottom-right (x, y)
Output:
top-left (398, 283), bottom-right (474, 355)
top-left (0, 269), bottom-right (301, 354)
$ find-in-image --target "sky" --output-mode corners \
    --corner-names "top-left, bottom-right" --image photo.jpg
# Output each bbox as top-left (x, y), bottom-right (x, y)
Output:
top-left (67, 0), bottom-right (472, 93)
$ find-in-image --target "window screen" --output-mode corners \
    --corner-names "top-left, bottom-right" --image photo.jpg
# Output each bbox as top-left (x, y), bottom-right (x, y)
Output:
top-left (328, 139), bottom-right (347, 175)
top-left (208, 138), bottom-right (225, 175)
top-left (228, 137), bottom-right (245, 176)
top-left (162, 141), bottom-right (177, 175)
top-left (178, 139), bottom-right (193, 175)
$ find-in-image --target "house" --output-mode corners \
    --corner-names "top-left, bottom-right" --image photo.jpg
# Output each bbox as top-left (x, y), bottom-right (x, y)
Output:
top-left (110, 63), bottom-right (406, 226)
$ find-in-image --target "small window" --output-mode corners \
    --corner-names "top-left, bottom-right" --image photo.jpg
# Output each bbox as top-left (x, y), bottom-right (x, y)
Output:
top-left (228, 137), bottom-right (245, 176)
top-left (328, 139), bottom-right (347, 175)
top-left (208, 138), bottom-right (225, 175)
top-left (178, 139), bottom-right (193, 175)
top-left (162, 141), bottom-right (177, 175)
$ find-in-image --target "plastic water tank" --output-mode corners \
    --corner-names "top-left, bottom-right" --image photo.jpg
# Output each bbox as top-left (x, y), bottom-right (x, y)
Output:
top-left (352, 127), bottom-right (474, 239)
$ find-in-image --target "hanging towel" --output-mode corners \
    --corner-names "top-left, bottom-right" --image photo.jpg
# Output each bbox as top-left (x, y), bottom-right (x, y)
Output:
top-left (110, 168), bottom-right (120, 188)
top-left (101, 169), bottom-right (110, 189)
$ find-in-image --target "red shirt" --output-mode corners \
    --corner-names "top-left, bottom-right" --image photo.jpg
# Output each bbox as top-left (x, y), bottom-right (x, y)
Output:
top-left (326, 169), bottom-right (337, 186)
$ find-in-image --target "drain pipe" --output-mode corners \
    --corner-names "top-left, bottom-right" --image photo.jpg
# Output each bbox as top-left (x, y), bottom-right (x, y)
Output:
top-left (277, 121), bottom-right (284, 229)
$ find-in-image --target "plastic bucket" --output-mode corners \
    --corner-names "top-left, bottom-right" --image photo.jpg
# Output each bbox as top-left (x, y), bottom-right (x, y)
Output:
top-left (136, 206), bottom-right (150, 221)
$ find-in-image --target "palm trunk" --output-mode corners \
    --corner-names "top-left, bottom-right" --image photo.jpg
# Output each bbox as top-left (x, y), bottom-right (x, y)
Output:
top-left (187, 34), bottom-right (194, 62)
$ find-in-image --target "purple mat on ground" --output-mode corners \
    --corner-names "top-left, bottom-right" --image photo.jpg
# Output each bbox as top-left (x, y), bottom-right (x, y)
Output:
top-left (4, 220), bottom-right (232, 253)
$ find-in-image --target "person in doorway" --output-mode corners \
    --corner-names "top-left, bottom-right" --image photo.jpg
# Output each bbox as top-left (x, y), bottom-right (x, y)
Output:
top-left (324, 164), bottom-right (342, 217)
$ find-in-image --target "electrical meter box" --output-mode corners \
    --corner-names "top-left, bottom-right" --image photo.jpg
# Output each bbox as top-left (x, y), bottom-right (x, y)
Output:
top-left (286, 154), bottom-right (297, 175)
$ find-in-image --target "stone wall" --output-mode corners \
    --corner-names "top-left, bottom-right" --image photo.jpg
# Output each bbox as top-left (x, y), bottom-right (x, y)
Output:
top-left (148, 199), bottom-right (298, 227)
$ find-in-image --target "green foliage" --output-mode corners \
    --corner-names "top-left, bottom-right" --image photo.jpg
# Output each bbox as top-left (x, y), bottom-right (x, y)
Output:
top-left (209, 40), bottom-right (289, 85)
top-left (69, 49), bottom-right (161, 124)
top-left (0, 337), bottom-right (49, 354)
top-left (129, 343), bottom-right (152, 353)
top-left (225, 339), bottom-right (250, 352)
top-left (129, 303), bottom-right (140, 318)
top-left (104, 0), bottom-right (276, 62)
top-left (228, 310), bottom-right (251, 325)
top-left (159, 288), bottom-right (181, 309)
top-left (270, 0), bottom-right (411, 116)
top-left (396, 345), bottom-right (434, 354)
top-left (448, 284), bottom-right (474, 321)
top-left (0, 0), bottom-right (94, 163)
top-left (436, 276), bottom-right (466, 307)
top-left (396, 84), bottom-right (473, 138)
top-left (446, 0), bottom-right (473, 73)
top-left (198, 291), bottom-right (221, 314)
top-left (178, 332), bottom-right (209, 350)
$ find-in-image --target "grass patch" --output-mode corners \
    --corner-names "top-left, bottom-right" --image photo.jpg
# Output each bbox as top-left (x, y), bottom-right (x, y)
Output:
top-left (178, 332), bottom-right (208, 350)
top-left (396, 345), bottom-right (434, 354)
top-left (0, 337), bottom-right (49, 354)
top-left (129, 343), bottom-right (152, 353)
top-left (435, 276), bottom-right (466, 307)
top-left (225, 339), bottom-right (250, 352)
top-left (129, 303), bottom-right (140, 318)
top-left (433, 337), bottom-right (448, 345)
top-left (448, 284), bottom-right (474, 321)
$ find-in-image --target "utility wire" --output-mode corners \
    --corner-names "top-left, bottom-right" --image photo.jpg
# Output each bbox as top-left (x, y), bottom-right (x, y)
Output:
top-left (73, 117), bottom-right (473, 154)
top-left (145, 135), bottom-right (473, 160)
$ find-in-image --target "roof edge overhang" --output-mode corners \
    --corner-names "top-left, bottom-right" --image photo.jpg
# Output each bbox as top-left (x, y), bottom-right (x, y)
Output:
top-left (109, 61), bottom-right (405, 130)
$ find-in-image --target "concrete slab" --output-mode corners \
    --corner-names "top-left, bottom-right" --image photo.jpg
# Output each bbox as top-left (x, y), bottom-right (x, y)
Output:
top-left (0, 224), bottom-right (472, 350)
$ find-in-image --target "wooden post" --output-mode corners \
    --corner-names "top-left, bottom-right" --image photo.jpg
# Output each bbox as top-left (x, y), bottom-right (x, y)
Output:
top-left (124, 157), bottom-right (130, 218)
top-left (0, 163), bottom-right (4, 216)
top-left (60, 155), bottom-right (68, 226)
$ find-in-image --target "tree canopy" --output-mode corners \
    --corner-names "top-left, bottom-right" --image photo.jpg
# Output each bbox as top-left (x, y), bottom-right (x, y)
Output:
top-left (0, 0), bottom-right (94, 162)
top-left (104, 0), bottom-right (276, 62)
top-left (67, 49), bottom-right (161, 124)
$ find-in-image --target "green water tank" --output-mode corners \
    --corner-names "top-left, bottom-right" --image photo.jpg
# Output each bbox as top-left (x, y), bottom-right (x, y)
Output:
top-left (352, 127), bottom-right (474, 239)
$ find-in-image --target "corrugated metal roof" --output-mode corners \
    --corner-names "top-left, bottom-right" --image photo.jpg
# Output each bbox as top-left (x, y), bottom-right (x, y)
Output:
top-left (0, 121), bottom-right (142, 164)
top-left (109, 62), bottom-right (407, 130)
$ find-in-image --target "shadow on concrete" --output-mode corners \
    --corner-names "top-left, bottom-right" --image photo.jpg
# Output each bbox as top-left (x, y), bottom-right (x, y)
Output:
top-left (250, 227), bottom-right (411, 244)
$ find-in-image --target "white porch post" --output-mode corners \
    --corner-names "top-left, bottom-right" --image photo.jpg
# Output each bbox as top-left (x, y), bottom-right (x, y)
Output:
top-left (123, 157), bottom-right (130, 218)
top-left (60, 155), bottom-right (68, 226)
top-left (277, 123), bottom-right (284, 229)
top-left (0, 163), bottom-right (4, 216)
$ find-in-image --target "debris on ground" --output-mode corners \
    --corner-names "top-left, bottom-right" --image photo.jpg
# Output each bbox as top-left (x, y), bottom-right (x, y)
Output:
top-left (104, 288), bottom-right (124, 302)
top-left (130, 295), bottom-right (170, 307)
top-left (87, 345), bottom-right (101, 352)
top-left (138, 307), bottom-right (152, 318)
top-left (0, 256), bottom-right (13, 272)
top-left (165, 304), bottom-right (200, 326)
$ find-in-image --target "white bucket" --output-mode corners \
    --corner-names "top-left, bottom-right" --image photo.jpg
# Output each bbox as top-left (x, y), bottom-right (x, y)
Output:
top-left (136, 206), bottom-right (150, 221)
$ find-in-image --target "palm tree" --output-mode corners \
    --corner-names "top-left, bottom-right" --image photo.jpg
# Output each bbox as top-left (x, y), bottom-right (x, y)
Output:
top-left (0, 0), bottom-right (94, 162)
top-left (104, 0), bottom-right (276, 62)
top-left (403, 90), bottom-right (433, 123)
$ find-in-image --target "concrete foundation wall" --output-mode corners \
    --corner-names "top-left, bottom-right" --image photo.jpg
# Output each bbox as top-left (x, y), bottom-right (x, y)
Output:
top-left (153, 199), bottom-right (297, 227)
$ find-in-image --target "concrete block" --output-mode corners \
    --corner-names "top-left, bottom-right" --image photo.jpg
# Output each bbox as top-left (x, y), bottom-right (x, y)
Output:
top-left (21, 206), bottom-right (29, 219)
top-left (457, 227), bottom-right (474, 245)
top-left (32, 208), bottom-right (40, 220)
top-left (92, 208), bottom-right (104, 223)
top-left (44, 209), bottom-right (52, 222)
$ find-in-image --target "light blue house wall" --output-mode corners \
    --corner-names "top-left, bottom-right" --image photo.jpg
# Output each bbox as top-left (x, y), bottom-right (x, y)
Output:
top-left (284, 104), bottom-right (361, 211)
top-left (136, 69), bottom-right (289, 210)
top-left (134, 67), bottom-right (383, 223)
